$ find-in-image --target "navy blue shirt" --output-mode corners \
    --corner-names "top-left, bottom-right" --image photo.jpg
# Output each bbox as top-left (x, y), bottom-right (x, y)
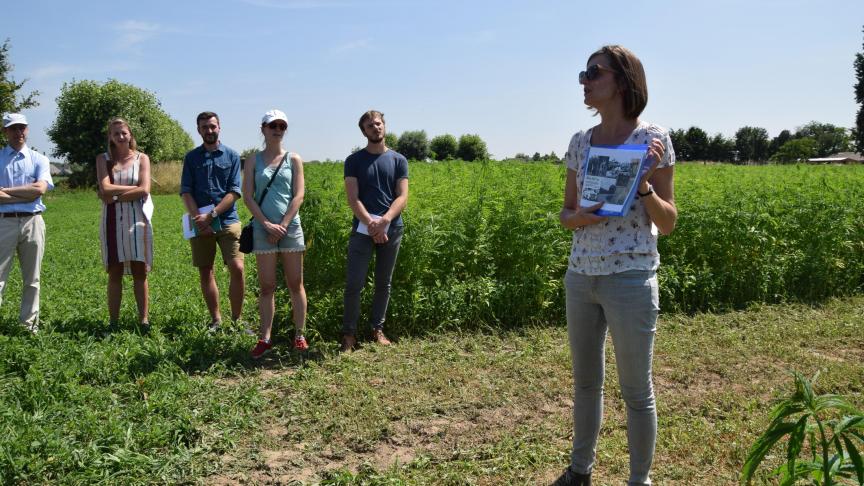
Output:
top-left (180, 143), bottom-right (242, 225)
top-left (344, 149), bottom-right (409, 229)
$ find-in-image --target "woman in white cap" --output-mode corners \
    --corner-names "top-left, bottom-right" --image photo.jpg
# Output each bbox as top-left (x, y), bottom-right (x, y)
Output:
top-left (242, 109), bottom-right (308, 359)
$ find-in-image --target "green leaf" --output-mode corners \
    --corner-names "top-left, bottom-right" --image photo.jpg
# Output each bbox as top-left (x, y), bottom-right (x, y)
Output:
top-left (834, 416), bottom-right (864, 435)
top-left (785, 415), bottom-right (809, 483)
top-left (841, 435), bottom-right (864, 485)
top-left (742, 421), bottom-right (801, 484)
top-left (814, 395), bottom-right (862, 414)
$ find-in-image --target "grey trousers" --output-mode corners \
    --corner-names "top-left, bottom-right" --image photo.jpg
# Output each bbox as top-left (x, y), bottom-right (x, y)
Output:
top-left (564, 268), bottom-right (659, 486)
top-left (0, 214), bottom-right (46, 328)
top-left (342, 226), bottom-right (403, 335)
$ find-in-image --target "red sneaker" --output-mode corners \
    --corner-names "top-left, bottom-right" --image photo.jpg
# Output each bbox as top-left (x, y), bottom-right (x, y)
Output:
top-left (294, 335), bottom-right (309, 352)
top-left (250, 339), bottom-right (272, 359)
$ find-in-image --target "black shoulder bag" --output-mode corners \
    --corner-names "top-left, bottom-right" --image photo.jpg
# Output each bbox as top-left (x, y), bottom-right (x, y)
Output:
top-left (239, 153), bottom-right (288, 253)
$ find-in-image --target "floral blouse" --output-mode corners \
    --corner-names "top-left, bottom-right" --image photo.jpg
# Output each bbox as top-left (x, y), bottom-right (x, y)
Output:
top-left (564, 121), bottom-right (675, 275)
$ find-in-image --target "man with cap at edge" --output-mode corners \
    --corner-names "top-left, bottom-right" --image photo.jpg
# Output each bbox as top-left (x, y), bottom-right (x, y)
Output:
top-left (180, 111), bottom-right (247, 332)
top-left (0, 113), bottom-right (54, 333)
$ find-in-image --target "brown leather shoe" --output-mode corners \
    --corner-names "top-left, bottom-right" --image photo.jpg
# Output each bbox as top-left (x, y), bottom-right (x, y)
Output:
top-left (371, 329), bottom-right (391, 346)
top-left (341, 334), bottom-right (356, 353)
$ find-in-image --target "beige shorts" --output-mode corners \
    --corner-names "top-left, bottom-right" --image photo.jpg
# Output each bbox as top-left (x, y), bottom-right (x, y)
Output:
top-left (190, 222), bottom-right (242, 267)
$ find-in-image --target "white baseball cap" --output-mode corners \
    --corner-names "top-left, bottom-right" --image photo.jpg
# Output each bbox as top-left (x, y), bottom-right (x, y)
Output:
top-left (3, 113), bottom-right (28, 128)
top-left (261, 109), bottom-right (288, 125)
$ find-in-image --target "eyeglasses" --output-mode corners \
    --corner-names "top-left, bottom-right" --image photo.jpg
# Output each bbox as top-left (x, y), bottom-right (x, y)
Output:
top-left (579, 64), bottom-right (618, 83)
top-left (267, 122), bottom-right (287, 131)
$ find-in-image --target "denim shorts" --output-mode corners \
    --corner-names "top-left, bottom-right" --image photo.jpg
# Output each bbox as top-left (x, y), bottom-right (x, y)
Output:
top-left (252, 222), bottom-right (305, 254)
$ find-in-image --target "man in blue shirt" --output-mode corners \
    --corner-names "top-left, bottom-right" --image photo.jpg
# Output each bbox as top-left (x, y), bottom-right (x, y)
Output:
top-left (341, 110), bottom-right (409, 351)
top-left (180, 111), bottom-right (245, 332)
top-left (0, 113), bottom-right (54, 333)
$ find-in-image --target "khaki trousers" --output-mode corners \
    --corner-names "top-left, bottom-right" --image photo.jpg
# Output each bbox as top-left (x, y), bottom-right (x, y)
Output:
top-left (0, 214), bottom-right (46, 327)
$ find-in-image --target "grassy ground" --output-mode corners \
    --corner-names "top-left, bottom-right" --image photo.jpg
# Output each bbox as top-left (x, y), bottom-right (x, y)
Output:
top-left (2, 165), bottom-right (863, 484)
top-left (195, 298), bottom-right (863, 485)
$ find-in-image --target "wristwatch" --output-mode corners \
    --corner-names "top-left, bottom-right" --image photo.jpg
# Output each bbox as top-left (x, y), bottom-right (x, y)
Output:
top-left (210, 208), bottom-right (218, 219)
top-left (112, 194), bottom-right (119, 202)
top-left (637, 184), bottom-right (654, 197)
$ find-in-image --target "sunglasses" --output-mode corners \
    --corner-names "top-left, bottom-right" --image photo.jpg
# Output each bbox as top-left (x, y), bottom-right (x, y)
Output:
top-left (267, 121), bottom-right (287, 131)
top-left (579, 64), bottom-right (618, 83)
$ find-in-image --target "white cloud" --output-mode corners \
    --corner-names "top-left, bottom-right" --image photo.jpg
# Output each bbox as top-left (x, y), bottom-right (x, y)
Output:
top-left (113, 20), bottom-right (162, 51)
top-left (329, 39), bottom-right (370, 55)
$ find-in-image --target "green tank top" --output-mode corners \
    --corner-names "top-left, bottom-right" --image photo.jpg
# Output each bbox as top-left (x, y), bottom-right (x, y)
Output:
top-left (252, 152), bottom-right (300, 228)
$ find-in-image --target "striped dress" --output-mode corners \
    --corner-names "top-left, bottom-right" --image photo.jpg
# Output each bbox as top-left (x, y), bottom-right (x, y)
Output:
top-left (99, 152), bottom-right (153, 274)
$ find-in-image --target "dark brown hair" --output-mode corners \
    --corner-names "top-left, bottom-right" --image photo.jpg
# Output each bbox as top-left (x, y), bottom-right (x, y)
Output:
top-left (589, 45), bottom-right (648, 119)
top-left (196, 111), bottom-right (220, 126)
top-left (358, 110), bottom-right (385, 132)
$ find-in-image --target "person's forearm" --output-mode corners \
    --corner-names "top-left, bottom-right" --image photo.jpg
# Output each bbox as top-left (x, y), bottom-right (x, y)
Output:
top-left (643, 196), bottom-right (677, 235)
top-left (214, 192), bottom-right (239, 217)
top-left (280, 196), bottom-right (304, 226)
top-left (181, 193), bottom-right (200, 217)
top-left (100, 183), bottom-right (139, 196)
top-left (0, 191), bottom-right (29, 204)
top-left (348, 199), bottom-right (373, 225)
top-left (2, 184), bottom-right (45, 199)
top-left (382, 194), bottom-right (407, 223)
top-left (115, 186), bottom-right (149, 201)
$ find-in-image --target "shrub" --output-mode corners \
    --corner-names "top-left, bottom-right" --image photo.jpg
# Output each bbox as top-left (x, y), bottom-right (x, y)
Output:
top-left (457, 134), bottom-right (488, 161)
top-left (430, 134), bottom-right (458, 161)
top-left (47, 79), bottom-right (193, 187)
top-left (396, 130), bottom-right (429, 161)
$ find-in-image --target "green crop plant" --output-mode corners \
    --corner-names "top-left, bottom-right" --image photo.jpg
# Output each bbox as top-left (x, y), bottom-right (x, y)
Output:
top-left (741, 372), bottom-right (864, 485)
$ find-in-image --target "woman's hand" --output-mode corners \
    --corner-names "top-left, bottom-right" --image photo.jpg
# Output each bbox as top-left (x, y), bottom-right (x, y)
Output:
top-left (264, 221), bottom-right (287, 239)
top-left (561, 201), bottom-right (607, 229)
top-left (639, 138), bottom-right (665, 190)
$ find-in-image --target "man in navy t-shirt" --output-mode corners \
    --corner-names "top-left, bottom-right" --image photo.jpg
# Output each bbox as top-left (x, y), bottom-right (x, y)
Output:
top-left (341, 110), bottom-right (409, 351)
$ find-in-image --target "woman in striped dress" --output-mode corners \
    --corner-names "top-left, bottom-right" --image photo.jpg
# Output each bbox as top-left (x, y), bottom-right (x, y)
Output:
top-left (96, 117), bottom-right (153, 333)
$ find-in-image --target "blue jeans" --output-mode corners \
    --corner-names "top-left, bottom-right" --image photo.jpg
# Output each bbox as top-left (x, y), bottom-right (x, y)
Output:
top-left (564, 268), bottom-right (659, 486)
top-left (342, 226), bottom-right (403, 335)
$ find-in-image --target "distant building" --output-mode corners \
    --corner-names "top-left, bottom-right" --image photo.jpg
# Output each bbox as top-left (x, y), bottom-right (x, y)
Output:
top-left (49, 162), bottom-right (73, 176)
top-left (807, 152), bottom-right (864, 164)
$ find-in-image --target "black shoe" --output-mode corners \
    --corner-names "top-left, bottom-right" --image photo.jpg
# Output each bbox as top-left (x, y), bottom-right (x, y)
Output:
top-left (552, 467), bottom-right (591, 486)
top-left (138, 321), bottom-right (151, 336)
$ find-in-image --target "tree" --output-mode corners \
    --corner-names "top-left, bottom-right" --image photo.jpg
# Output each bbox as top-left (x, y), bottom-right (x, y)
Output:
top-left (855, 25), bottom-right (864, 153)
top-left (385, 132), bottom-right (398, 150)
top-left (685, 126), bottom-right (710, 161)
top-left (48, 79), bottom-right (193, 186)
top-left (0, 39), bottom-right (39, 147)
top-left (532, 152), bottom-right (541, 161)
top-left (457, 134), bottom-right (488, 161)
top-left (768, 129), bottom-right (792, 158)
top-left (396, 130), bottom-right (429, 161)
top-left (429, 134), bottom-right (457, 160)
top-left (707, 133), bottom-right (735, 162)
top-left (794, 121), bottom-right (852, 156)
top-left (734, 126), bottom-right (770, 162)
top-left (771, 138), bottom-right (817, 163)
top-left (669, 128), bottom-right (691, 161)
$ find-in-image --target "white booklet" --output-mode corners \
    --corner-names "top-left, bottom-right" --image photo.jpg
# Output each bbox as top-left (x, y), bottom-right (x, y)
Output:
top-left (580, 144), bottom-right (650, 217)
top-left (356, 215), bottom-right (390, 236)
top-left (182, 204), bottom-right (221, 239)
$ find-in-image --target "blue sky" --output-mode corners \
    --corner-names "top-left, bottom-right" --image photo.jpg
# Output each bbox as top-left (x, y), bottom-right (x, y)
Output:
top-left (5, 0), bottom-right (864, 161)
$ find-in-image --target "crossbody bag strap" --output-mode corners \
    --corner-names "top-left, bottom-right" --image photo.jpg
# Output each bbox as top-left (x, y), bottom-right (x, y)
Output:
top-left (255, 152), bottom-right (288, 208)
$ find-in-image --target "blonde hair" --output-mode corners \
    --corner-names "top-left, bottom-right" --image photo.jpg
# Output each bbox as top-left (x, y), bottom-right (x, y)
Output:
top-left (106, 117), bottom-right (138, 161)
